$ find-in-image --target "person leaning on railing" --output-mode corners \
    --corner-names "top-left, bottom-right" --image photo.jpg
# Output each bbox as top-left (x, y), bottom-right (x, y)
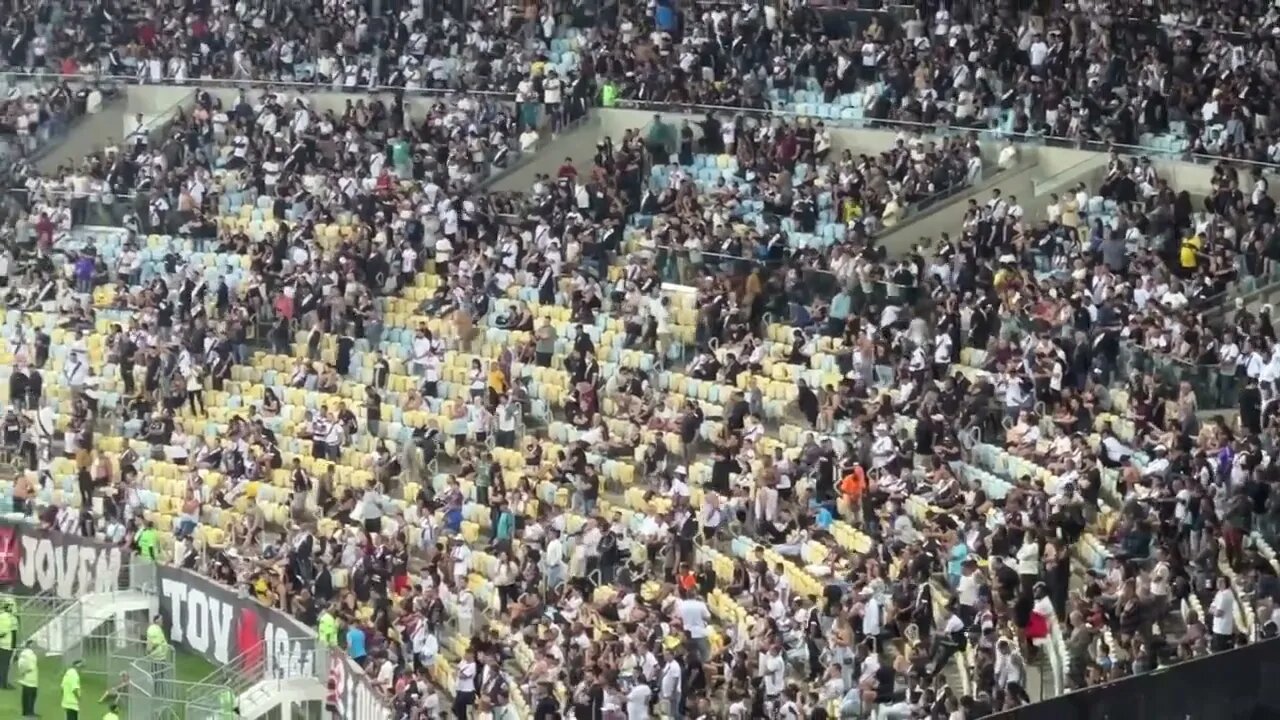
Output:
top-left (134, 518), bottom-right (160, 561)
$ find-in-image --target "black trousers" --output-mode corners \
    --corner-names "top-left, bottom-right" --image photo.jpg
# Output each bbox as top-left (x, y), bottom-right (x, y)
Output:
top-left (453, 690), bottom-right (475, 720)
top-left (21, 685), bottom-right (35, 716)
top-left (0, 647), bottom-right (10, 686)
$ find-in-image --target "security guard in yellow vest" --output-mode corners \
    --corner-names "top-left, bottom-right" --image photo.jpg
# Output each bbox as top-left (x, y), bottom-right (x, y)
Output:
top-left (61, 658), bottom-right (82, 720)
top-left (317, 608), bottom-right (338, 647)
top-left (0, 596), bottom-right (17, 688)
top-left (16, 639), bottom-right (37, 719)
top-left (146, 616), bottom-right (168, 660)
top-left (102, 703), bottom-right (120, 720)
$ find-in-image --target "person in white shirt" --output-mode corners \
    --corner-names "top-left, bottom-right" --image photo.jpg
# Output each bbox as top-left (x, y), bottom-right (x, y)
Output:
top-left (411, 330), bottom-right (433, 376)
top-left (399, 242), bottom-right (418, 290)
top-left (956, 560), bottom-right (981, 620)
top-left (357, 488), bottom-right (384, 535)
top-left (519, 127), bottom-right (541, 152)
top-left (1016, 533), bottom-right (1042, 596)
top-left (1209, 576), bottom-right (1237, 651)
top-left (997, 139), bottom-right (1018, 169)
top-left (761, 642), bottom-right (786, 708)
top-left (454, 648), bottom-right (478, 717)
top-left (455, 582), bottom-right (475, 639)
top-left (543, 528), bottom-right (566, 590)
top-left (861, 588), bottom-right (882, 639)
top-left (434, 235), bottom-right (453, 274)
top-left (324, 412), bottom-right (343, 459)
top-left (659, 650), bottom-right (682, 719)
top-left (675, 592), bottom-right (712, 661)
top-left (994, 638), bottom-right (1030, 704)
top-left (626, 680), bottom-right (652, 720)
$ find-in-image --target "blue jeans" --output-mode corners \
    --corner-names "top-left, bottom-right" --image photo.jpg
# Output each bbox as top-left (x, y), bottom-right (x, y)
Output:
top-left (667, 692), bottom-right (682, 720)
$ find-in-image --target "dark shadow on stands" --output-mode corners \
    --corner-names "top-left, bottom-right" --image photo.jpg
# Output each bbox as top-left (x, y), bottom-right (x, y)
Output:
top-left (989, 638), bottom-right (1280, 720)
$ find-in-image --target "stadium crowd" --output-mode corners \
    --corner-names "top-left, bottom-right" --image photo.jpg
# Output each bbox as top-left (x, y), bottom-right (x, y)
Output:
top-left (0, 1), bottom-right (1279, 720)
top-left (7, 0), bottom-right (1280, 161)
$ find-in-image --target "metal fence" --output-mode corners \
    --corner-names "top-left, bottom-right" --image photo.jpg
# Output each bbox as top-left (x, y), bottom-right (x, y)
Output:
top-left (14, 590), bottom-right (76, 645)
top-left (5, 70), bottom-right (1280, 175)
top-left (0, 74), bottom-right (125, 180)
top-left (0, 71), bottom-right (517, 100)
top-left (614, 98), bottom-right (1280, 174)
top-left (1002, 313), bottom-right (1233, 409)
top-left (125, 649), bottom-right (179, 720)
top-left (182, 639), bottom-right (324, 720)
top-left (17, 600), bottom-right (172, 717)
top-left (651, 245), bottom-right (917, 308)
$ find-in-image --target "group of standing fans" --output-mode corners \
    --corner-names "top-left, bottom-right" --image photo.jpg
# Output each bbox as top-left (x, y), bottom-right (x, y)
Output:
top-left (7, 0), bottom-right (1280, 159)
top-left (0, 1), bottom-right (1277, 720)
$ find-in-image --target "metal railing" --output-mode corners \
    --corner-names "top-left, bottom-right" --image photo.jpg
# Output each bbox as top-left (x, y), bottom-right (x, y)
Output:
top-left (648, 244), bottom-right (919, 304)
top-left (3, 187), bottom-right (169, 236)
top-left (615, 98), bottom-right (1280, 173)
top-left (0, 74), bottom-right (125, 179)
top-left (7, 72), bottom-right (1277, 175)
top-left (125, 649), bottom-right (178, 719)
top-left (0, 71), bottom-right (518, 100)
top-left (14, 590), bottom-right (76, 645)
top-left (186, 643), bottom-right (323, 720)
top-left (1002, 314), bottom-right (1227, 409)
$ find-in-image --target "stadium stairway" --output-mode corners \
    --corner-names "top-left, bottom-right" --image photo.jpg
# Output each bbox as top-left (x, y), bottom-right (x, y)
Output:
top-left (31, 590), bottom-right (154, 656)
top-left (234, 677), bottom-right (327, 720)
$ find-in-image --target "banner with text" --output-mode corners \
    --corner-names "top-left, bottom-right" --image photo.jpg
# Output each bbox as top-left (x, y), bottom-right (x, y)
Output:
top-left (154, 566), bottom-right (392, 720)
top-left (0, 523), bottom-right (390, 720)
top-left (0, 522), bottom-right (126, 598)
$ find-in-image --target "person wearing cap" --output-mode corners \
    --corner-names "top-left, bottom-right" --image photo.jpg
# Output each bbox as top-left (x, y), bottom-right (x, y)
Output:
top-left (61, 658), bottom-right (81, 720)
top-left (16, 638), bottom-right (36, 718)
top-left (146, 615), bottom-right (168, 660)
top-left (102, 701), bottom-right (121, 720)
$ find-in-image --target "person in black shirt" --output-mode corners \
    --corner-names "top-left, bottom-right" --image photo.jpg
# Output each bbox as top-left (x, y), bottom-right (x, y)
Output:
top-left (532, 681), bottom-right (561, 720)
top-left (336, 333), bottom-right (355, 376)
top-left (725, 391), bottom-right (749, 435)
top-left (364, 387), bottom-right (382, 437)
top-left (24, 369), bottom-right (41, 409)
top-left (1240, 376), bottom-right (1263, 435)
top-left (33, 330), bottom-right (49, 369)
top-left (8, 368), bottom-right (26, 412)
top-left (709, 447), bottom-right (740, 495)
top-left (372, 351), bottom-right (390, 389)
top-left (337, 403), bottom-right (358, 438)
top-left (291, 587), bottom-right (318, 626)
top-left (1, 410), bottom-right (21, 465)
top-left (813, 446), bottom-right (836, 503)
top-left (144, 349), bottom-right (161, 395)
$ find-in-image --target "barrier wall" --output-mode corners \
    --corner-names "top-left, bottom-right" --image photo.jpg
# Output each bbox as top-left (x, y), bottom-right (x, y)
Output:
top-left (988, 638), bottom-right (1280, 720)
top-left (0, 523), bottom-right (392, 720)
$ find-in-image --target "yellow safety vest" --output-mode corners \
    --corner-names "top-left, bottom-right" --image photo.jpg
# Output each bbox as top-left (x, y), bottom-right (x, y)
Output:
top-left (61, 667), bottom-right (80, 710)
top-left (0, 611), bottom-right (15, 650)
